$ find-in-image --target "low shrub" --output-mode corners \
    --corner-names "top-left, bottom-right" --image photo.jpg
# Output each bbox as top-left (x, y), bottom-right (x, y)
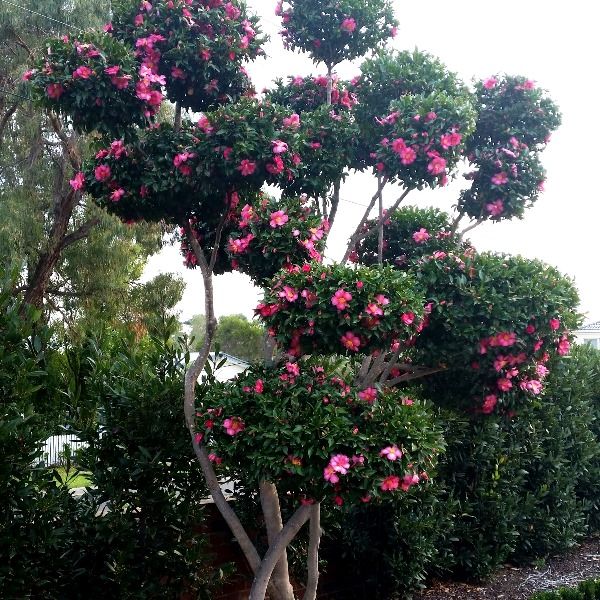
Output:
top-left (530, 578), bottom-right (600, 599)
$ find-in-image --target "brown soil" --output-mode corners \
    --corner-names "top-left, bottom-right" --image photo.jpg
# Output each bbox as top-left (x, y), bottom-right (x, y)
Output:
top-left (415, 538), bottom-right (600, 600)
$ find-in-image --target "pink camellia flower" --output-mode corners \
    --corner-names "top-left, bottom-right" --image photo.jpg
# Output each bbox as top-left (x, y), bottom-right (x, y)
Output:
top-left (493, 355), bottom-right (509, 372)
top-left (208, 453), bottom-right (223, 465)
top-left (391, 137), bottom-right (406, 153)
top-left (254, 379), bottom-right (264, 393)
top-left (225, 2), bottom-right (241, 19)
top-left (365, 302), bottom-right (383, 317)
top-left (272, 139), bottom-right (288, 154)
top-left (223, 417), bottom-right (245, 436)
top-left (279, 286), bottom-right (299, 302)
top-left (399, 146), bottom-right (417, 165)
top-left (270, 210), bottom-right (289, 228)
top-left (401, 312), bottom-right (415, 326)
top-left (402, 397), bottom-right (414, 406)
top-left (428, 156), bottom-right (447, 176)
top-left (401, 473), bottom-right (420, 491)
top-left (525, 324), bottom-right (536, 335)
top-left (134, 13), bottom-right (144, 26)
top-left (46, 83), bottom-right (64, 100)
top-left (358, 387), bottom-right (377, 404)
top-left (197, 115), bottom-right (214, 134)
top-left (375, 294), bottom-right (390, 306)
top-left (557, 337), bottom-right (570, 356)
top-left (329, 454), bottom-right (351, 474)
top-left (110, 188), bottom-right (125, 202)
top-left (94, 164), bottom-right (111, 181)
top-left (238, 159), bottom-right (257, 176)
top-left (549, 318), bottom-right (560, 331)
top-left (483, 77), bottom-right (498, 89)
top-left (283, 113), bottom-right (300, 128)
top-left (380, 445), bottom-right (402, 461)
top-left (171, 66), bottom-right (186, 79)
top-left (412, 228), bottom-right (430, 244)
top-left (491, 172), bottom-right (509, 185)
top-left (266, 156), bottom-right (285, 175)
top-left (341, 331), bottom-right (361, 352)
top-left (340, 17), bottom-right (357, 33)
top-left (440, 132), bottom-right (462, 149)
top-left (381, 475), bottom-right (400, 491)
top-left (72, 65), bottom-right (93, 79)
top-left (495, 331), bottom-right (517, 347)
top-left (69, 172), bottom-right (85, 191)
top-left (286, 362), bottom-right (300, 376)
top-left (481, 394), bottom-right (498, 414)
top-left (194, 433), bottom-right (203, 445)
top-left (331, 289), bottom-right (352, 311)
top-left (497, 378), bottom-right (513, 392)
top-left (486, 199), bottom-right (504, 217)
top-left (22, 69), bottom-right (35, 81)
top-left (536, 363), bottom-right (550, 378)
top-left (334, 495), bottom-right (344, 506)
top-left (520, 379), bottom-right (543, 395)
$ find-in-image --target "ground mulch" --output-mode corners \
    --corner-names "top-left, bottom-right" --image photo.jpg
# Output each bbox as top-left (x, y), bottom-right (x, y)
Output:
top-left (415, 538), bottom-right (600, 600)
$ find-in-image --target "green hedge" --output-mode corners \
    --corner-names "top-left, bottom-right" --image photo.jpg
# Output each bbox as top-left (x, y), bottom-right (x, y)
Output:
top-left (530, 579), bottom-right (600, 599)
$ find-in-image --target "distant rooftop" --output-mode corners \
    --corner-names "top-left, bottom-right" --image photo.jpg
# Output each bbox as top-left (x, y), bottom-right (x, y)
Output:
top-left (579, 321), bottom-right (600, 331)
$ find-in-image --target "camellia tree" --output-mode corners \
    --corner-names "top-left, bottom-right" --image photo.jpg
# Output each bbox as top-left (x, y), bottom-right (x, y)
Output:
top-left (24, 1), bottom-right (576, 598)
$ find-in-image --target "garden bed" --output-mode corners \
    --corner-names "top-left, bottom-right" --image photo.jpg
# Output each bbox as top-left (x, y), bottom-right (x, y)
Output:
top-left (416, 538), bottom-right (600, 600)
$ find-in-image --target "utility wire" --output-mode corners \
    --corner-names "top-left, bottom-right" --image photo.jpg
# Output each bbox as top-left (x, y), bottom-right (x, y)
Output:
top-left (0, 0), bottom-right (82, 31)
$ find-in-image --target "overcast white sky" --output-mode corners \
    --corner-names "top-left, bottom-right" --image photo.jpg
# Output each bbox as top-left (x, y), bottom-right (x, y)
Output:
top-left (144, 0), bottom-right (600, 325)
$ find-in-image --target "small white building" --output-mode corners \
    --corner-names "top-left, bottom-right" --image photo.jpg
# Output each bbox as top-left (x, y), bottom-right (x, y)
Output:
top-left (575, 321), bottom-right (600, 349)
top-left (189, 351), bottom-right (250, 382)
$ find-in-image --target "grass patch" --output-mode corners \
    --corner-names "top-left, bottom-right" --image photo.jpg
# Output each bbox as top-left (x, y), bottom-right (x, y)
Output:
top-left (53, 466), bottom-right (92, 489)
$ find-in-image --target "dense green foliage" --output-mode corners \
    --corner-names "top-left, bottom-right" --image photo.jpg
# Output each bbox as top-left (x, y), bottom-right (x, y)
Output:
top-left (530, 579), bottom-right (600, 600)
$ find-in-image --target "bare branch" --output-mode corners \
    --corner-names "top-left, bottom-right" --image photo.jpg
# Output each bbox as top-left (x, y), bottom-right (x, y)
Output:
top-left (386, 365), bottom-right (446, 387)
top-left (342, 176), bottom-right (388, 263)
top-left (302, 503), bottom-right (321, 600)
top-left (260, 482), bottom-right (295, 600)
top-left (60, 217), bottom-right (100, 250)
top-left (327, 180), bottom-right (341, 230)
top-left (459, 217), bottom-right (485, 239)
top-left (249, 505), bottom-right (312, 600)
top-left (209, 209), bottom-right (228, 273)
top-left (377, 175), bottom-right (384, 264)
top-left (0, 102), bottom-right (18, 144)
top-left (450, 208), bottom-right (465, 235)
top-left (379, 346), bottom-right (403, 384)
top-left (48, 112), bottom-right (81, 171)
top-left (13, 32), bottom-right (35, 61)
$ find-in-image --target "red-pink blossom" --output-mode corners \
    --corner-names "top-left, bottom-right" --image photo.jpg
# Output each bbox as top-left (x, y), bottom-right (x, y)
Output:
top-left (270, 210), bottom-right (289, 228)
top-left (72, 65), bottom-right (93, 79)
top-left (381, 475), bottom-right (400, 491)
top-left (483, 77), bottom-right (498, 89)
top-left (329, 454), bottom-right (351, 474)
top-left (380, 445), bottom-right (402, 461)
top-left (223, 417), bottom-right (245, 436)
top-left (69, 172), bottom-right (85, 191)
top-left (497, 378), bottom-right (513, 392)
top-left (427, 156), bottom-right (447, 176)
top-left (134, 13), bottom-right (144, 26)
top-left (340, 331), bottom-right (361, 352)
top-left (481, 394), bottom-right (497, 414)
top-left (365, 302), bottom-right (383, 317)
top-left (254, 379), bottom-right (264, 393)
top-left (225, 2), bottom-right (241, 19)
top-left (400, 473), bottom-right (420, 491)
top-left (358, 387), bottom-right (377, 404)
top-left (46, 83), bottom-right (64, 100)
top-left (485, 200), bottom-right (504, 217)
top-left (557, 337), bottom-right (570, 356)
top-left (399, 146), bottom-right (417, 165)
top-left (549, 318), bottom-right (560, 331)
top-left (279, 286), bottom-right (299, 302)
top-left (238, 159), bottom-right (257, 176)
top-left (283, 113), bottom-right (300, 128)
top-left (266, 156), bottom-right (285, 175)
top-left (331, 289), bottom-right (352, 311)
top-left (494, 331), bottom-right (517, 347)
top-left (94, 164), bottom-right (111, 182)
top-left (520, 379), bottom-right (543, 395)
top-left (375, 294), bottom-right (390, 306)
top-left (22, 69), bottom-right (35, 81)
top-left (110, 188), bottom-right (125, 202)
top-left (440, 132), bottom-right (462, 149)
top-left (272, 139), bottom-right (288, 154)
top-left (340, 17), bottom-right (357, 33)
top-left (401, 312), bottom-right (415, 326)
top-left (171, 66), bottom-right (186, 79)
top-left (412, 228), bottom-right (430, 244)
top-left (491, 172), bottom-right (509, 185)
